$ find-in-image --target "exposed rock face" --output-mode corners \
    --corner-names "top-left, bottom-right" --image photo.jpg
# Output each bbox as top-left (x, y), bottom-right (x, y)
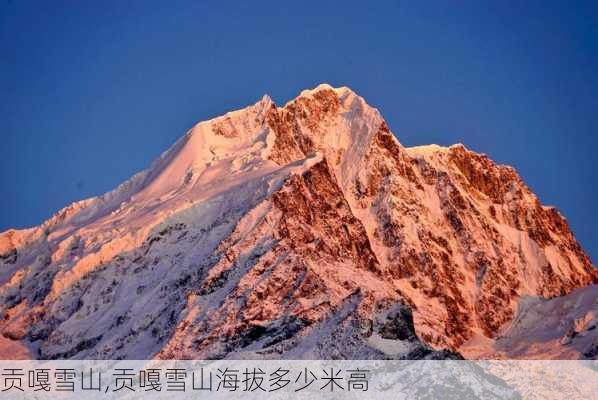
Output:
top-left (0, 84), bottom-right (595, 359)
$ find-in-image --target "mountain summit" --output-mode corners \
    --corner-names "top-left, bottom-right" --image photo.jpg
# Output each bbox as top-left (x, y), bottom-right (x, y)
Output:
top-left (1, 84), bottom-right (596, 359)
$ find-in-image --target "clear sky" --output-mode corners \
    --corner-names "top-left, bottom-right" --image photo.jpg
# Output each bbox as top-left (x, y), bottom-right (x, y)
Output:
top-left (1, 1), bottom-right (597, 262)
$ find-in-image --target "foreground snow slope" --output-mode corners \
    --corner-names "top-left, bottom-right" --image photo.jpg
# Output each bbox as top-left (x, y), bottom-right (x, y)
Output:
top-left (0, 84), bottom-right (596, 359)
top-left (462, 284), bottom-right (598, 359)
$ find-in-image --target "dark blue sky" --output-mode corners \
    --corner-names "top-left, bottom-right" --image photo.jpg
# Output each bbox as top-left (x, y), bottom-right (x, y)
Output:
top-left (1, 1), bottom-right (597, 262)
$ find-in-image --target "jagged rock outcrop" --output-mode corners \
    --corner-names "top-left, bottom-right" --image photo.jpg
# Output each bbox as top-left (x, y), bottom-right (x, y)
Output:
top-left (0, 84), bottom-right (595, 359)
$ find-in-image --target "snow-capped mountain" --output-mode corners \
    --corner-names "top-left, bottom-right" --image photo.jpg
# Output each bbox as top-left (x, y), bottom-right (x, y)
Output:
top-left (0, 84), bottom-right (596, 360)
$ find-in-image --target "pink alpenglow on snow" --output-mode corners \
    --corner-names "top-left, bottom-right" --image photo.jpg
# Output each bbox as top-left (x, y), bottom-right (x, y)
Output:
top-left (0, 84), bottom-right (596, 360)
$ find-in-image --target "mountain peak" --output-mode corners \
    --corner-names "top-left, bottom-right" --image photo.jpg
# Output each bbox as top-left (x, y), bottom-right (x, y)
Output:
top-left (298, 82), bottom-right (340, 96)
top-left (257, 93), bottom-right (274, 108)
top-left (290, 83), bottom-right (357, 104)
top-left (1, 85), bottom-right (596, 360)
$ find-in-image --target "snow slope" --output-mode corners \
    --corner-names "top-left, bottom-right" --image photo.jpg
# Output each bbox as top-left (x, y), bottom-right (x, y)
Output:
top-left (462, 284), bottom-right (598, 359)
